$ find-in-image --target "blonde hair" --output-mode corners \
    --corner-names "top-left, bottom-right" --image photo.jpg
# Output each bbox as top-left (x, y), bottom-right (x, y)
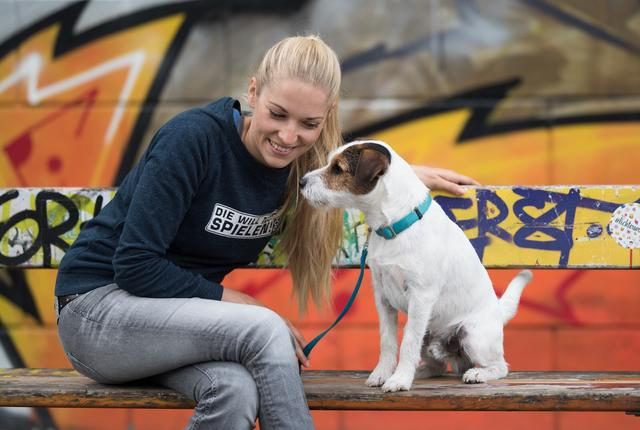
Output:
top-left (253, 35), bottom-right (344, 314)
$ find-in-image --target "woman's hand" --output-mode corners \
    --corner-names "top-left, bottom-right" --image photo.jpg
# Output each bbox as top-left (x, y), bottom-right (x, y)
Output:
top-left (283, 319), bottom-right (310, 368)
top-left (221, 288), bottom-right (310, 367)
top-left (221, 287), bottom-right (264, 307)
top-left (412, 165), bottom-right (480, 196)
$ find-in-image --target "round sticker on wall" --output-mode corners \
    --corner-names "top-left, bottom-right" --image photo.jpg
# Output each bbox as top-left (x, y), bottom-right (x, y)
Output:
top-left (609, 203), bottom-right (640, 249)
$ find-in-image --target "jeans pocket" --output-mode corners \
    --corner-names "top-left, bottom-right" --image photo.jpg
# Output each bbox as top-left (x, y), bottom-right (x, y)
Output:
top-left (66, 350), bottom-right (112, 384)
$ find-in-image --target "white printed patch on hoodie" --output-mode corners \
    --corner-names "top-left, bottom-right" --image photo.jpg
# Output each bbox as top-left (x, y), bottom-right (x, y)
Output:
top-left (205, 203), bottom-right (281, 239)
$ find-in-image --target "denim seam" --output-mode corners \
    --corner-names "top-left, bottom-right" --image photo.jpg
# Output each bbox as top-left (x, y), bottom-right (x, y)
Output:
top-left (244, 328), bottom-right (285, 428)
top-left (189, 364), bottom-right (218, 430)
top-left (65, 350), bottom-right (111, 382)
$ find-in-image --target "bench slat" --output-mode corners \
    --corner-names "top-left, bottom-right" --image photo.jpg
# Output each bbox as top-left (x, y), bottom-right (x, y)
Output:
top-left (1, 368), bottom-right (638, 412)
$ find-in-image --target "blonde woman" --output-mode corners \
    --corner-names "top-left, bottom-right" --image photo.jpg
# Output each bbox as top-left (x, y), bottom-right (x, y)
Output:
top-left (55, 35), bottom-right (478, 429)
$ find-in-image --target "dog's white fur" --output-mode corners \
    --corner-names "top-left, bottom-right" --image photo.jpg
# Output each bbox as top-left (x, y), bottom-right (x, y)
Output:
top-left (301, 140), bottom-right (532, 392)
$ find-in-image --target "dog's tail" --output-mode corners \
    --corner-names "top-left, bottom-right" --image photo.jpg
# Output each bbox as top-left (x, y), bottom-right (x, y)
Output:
top-left (499, 270), bottom-right (533, 325)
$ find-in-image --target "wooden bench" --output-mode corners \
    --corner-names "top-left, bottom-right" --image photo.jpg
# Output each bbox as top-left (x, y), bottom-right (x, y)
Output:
top-left (1, 186), bottom-right (639, 415)
top-left (1, 368), bottom-right (639, 413)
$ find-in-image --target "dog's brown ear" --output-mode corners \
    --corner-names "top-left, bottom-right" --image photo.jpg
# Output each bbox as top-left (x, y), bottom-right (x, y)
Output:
top-left (355, 147), bottom-right (390, 192)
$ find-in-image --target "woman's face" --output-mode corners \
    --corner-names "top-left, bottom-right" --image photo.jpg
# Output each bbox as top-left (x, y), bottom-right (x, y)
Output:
top-left (244, 77), bottom-right (330, 169)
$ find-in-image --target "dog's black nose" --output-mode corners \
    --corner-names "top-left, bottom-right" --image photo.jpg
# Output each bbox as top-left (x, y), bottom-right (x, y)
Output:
top-left (299, 176), bottom-right (308, 189)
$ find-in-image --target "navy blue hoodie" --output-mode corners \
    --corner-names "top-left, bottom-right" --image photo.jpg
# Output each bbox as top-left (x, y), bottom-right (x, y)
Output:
top-left (55, 97), bottom-right (290, 300)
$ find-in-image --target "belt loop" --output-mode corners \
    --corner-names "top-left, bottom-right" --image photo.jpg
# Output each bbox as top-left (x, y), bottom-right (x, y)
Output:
top-left (54, 296), bottom-right (60, 322)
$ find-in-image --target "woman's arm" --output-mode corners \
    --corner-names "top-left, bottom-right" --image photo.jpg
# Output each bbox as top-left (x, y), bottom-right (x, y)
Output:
top-left (412, 165), bottom-right (480, 195)
top-left (113, 120), bottom-right (223, 300)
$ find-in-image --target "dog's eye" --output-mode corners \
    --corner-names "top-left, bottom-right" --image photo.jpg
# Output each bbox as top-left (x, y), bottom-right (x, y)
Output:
top-left (331, 163), bottom-right (343, 175)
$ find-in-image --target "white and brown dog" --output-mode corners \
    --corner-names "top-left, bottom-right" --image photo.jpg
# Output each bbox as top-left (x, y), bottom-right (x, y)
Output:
top-left (300, 140), bottom-right (532, 392)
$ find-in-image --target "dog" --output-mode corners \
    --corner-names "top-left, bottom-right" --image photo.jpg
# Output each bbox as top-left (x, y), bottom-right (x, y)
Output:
top-left (300, 140), bottom-right (532, 392)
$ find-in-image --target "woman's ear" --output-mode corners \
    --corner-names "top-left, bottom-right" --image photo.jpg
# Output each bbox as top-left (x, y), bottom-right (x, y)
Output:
top-left (247, 77), bottom-right (257, 108)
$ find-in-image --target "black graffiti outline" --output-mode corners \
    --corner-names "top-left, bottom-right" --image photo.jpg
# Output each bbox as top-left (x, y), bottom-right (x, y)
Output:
top-left (0, 190), bottom-right (105, 267)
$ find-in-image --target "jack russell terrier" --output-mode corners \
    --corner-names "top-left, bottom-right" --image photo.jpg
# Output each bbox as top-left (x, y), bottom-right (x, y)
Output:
top-left (300, 140), bottom-right (532, 392)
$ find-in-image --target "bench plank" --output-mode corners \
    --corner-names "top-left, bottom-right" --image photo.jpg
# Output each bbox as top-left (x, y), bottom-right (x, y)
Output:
top-left (1, 368), bottom-right (639, 412)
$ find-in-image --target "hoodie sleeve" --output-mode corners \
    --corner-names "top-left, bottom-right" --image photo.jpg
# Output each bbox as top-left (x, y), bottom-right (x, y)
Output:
top-left (113, 115), bottom-right (224, 300)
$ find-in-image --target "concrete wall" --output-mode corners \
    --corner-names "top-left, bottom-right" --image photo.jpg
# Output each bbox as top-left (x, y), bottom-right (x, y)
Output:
top-left (1, 1), bottom-right (639, 429)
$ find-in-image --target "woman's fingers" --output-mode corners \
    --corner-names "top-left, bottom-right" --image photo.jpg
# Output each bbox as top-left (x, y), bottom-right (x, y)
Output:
top-left (284, 319), bottom-right (310, 367)
top-left (436, 168), bottom-right (480, 186)
top-left (412, 165), bottom-right (480, 195)
top-left (435, 177), bottom-right (466, 196)
top-left (294, 340), bottom-right (310, 368)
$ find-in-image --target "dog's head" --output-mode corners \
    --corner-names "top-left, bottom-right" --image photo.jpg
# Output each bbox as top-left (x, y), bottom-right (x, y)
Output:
top-left (300, 140), bottom-right (392, 209)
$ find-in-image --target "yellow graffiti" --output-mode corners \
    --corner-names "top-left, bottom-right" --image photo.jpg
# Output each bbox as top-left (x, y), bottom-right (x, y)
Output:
top-left (374, 109), bottom-right (640, 186)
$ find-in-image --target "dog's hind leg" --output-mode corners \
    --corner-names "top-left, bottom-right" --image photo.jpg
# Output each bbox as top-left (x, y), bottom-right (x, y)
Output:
top-left (450, 352), bottom-right (473, 376)
top-left (462, 361), bottom-right (508, 384)
top-left (459, 323), bottom-right (508, 383)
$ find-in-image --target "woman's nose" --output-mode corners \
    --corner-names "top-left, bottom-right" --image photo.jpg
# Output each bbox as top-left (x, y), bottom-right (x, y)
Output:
top-left (279, 124), bottom-right (297, 145)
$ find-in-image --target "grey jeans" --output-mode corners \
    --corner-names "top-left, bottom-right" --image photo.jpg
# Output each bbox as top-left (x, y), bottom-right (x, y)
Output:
top-left (57, 284), bottom-right (314, 430)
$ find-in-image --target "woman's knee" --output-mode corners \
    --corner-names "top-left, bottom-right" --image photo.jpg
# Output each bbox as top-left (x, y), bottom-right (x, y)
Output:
top-left (245, 307), bottom-right (295, 355)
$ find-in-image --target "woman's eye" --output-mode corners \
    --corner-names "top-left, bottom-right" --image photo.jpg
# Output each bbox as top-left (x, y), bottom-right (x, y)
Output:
top-left (269, 110), bottom-right (285, 119)
top-left (303, 121), bottom-right (319, 129)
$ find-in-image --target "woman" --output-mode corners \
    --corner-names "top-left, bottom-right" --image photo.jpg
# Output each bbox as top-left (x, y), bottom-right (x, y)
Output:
top-left (55, 35), bottom-right (478, 429)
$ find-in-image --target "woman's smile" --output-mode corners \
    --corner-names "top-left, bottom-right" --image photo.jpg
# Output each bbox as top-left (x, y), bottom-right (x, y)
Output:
top-left (267, 137), bottom-right (295, 155)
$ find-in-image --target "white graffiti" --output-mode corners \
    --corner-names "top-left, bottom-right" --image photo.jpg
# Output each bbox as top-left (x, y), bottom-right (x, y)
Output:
top-left (7, 227), bottom-right (35, 257)
top-left (0, 50), bottom-right (145, 145)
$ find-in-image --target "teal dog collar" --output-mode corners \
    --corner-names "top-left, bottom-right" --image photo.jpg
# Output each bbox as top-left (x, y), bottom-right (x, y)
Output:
top-left (375, 194), bottom-right (432, 240)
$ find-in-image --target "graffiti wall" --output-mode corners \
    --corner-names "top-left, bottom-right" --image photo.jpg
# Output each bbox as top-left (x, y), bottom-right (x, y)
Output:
top-left (0, 1), bottom-right (639, 429)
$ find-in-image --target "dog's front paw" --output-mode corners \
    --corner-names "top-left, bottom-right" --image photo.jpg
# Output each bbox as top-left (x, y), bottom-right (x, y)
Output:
top-left (381, 372), bottom-right (412, 392)
top-left (366, 365), bottom-right (395, 387)
top-left (462, 367), bottom-right (488, 384)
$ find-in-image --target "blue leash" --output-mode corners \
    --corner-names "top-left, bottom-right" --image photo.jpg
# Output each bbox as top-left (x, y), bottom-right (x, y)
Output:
top-left (303, 195), bottom-right (432, 357)
top-left (302, 236), bottom-right (369, 358)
